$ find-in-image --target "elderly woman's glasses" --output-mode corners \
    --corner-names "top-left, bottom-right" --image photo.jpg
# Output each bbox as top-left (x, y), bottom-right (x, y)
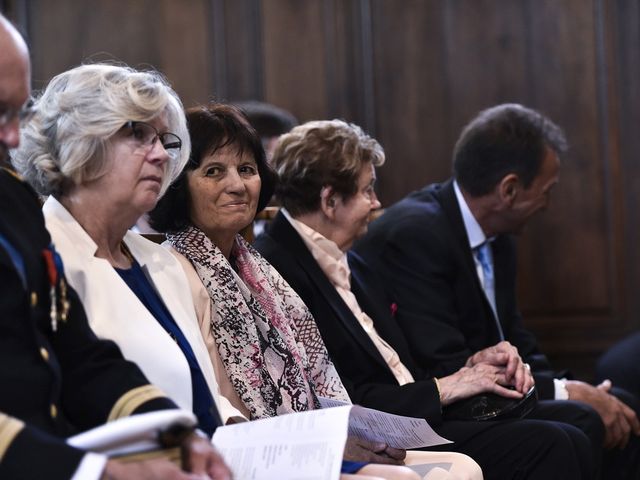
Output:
top-left (0, 97), bottom-right (35, 127)
top-left (123, 121), bottom-right (182, 157)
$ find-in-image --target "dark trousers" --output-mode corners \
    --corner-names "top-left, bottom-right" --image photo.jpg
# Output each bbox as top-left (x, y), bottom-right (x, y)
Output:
top-left (430, 409), bottom-right (590, 480)
top-left (603, 387), bottom-right (640, 480)
top-left (518, 394), bottom-right (640, 480)
top-left (529, 400), bottom-right (602, 480)
top-left (597, 337), bottom-right (640, 478)
top-left (597, 332), bottom-right (640, 400)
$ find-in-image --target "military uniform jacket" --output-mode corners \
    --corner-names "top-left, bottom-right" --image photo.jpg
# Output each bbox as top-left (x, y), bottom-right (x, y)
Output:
top-left (0, 168), bottom-right (175, 479)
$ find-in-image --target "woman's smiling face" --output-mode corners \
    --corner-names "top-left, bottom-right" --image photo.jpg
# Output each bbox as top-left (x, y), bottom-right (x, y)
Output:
top-left (187, 145), bottom-right (261, 247)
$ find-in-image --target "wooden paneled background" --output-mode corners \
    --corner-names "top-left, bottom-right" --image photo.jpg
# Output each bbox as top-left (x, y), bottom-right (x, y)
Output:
top-left (3, 0), bottom-right (639, 380)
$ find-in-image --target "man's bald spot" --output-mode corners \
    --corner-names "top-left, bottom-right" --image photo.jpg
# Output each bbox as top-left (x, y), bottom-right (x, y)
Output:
top-left (0, 13), bottom-right (30, 160)
top-left (0, 14), bottom-right (29, 70)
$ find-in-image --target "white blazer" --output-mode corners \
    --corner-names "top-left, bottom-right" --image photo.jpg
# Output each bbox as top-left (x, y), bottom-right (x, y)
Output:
top-left (43, 196), bottom-right (243, 423)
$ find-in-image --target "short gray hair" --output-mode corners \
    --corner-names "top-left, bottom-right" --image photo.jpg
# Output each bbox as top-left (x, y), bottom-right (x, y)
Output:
top-left (273, 119), bottom-right (385, 216)
top-left (12, 63), bottom-right (190, 197)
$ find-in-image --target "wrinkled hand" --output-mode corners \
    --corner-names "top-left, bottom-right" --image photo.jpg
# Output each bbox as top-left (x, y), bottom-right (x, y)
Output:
top-left (343, 436), bottom-right (405, 465)
top-left (181, 432), bottom-right (232, 479)
top-left (438, 363), bottom-right (525, 406)
top-left (465, 341), bottom-right (534, 394)
top-left (566, 379), bottom-right (640, 449)
top-left (102, 458), bottom-right (223, 480)
top-left (102, 431), bottom-right (231, 479)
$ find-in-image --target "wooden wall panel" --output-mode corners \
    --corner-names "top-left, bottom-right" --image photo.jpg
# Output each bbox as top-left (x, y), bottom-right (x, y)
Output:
top-left (261, 0), bottom-right (329, 121)
top-left (514, 0), bottom-right (629, 379)
top-left (157, 0), bottom-right (215, 107)
top-left (369, 0), bottom-right (452, 200)
top-left (516, 0), bottom-right (609, 313)
top-left (317, 0), bottom-right (361, 122)
top-left (213, 0), bottom-right (372, 135)
top-left (211, 0), bottom-right (264, 102)
top-left (442, 0), bottom-right (531, 127)
top-left (518, 0), bottom-right (609, 316)
top-left (614, 0), bottom-right (640, 333)
top-left (24, 0), bottom-right (214, 106)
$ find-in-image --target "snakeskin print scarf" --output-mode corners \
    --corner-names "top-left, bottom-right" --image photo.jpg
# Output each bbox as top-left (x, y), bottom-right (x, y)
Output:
top-left (168, 225), bottom-right (351, 419)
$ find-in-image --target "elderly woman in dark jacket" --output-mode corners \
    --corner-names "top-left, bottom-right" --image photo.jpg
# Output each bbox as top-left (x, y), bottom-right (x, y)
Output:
top-left (252, 119), bottom-right (588, 480)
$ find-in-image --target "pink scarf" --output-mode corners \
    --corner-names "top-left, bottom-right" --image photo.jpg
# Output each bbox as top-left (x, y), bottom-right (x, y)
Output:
top-left (168, 226), bottom-right (350, 419)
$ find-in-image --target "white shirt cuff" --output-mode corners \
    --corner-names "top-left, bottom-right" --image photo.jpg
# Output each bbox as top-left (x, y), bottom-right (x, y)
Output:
top-left (71, 452), bottom-right (108, 480)
top-left (553, 378), bottom-right (569, 400)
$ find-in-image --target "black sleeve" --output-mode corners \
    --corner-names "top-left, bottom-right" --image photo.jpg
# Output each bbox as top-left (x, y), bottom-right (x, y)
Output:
top-left (51, 285), bottom-right (178, 430)
top-left (377, 221), bottom-right (560, 402)
top-left (0, 418), bottom-right (87, 480)
top-left (256, 234), bottom-right (444, 424)
top-left (0, 288), bottom-right (177, 480)
top-left (374, 216), bottom-right (476, 377)
top-left (0, 170), bottom-right (177, 479)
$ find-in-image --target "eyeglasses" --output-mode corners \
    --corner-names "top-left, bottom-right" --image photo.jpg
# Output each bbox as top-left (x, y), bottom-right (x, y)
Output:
top-left (123, 121), bottom-right (182, 158)
top-left (0, 97), bottom-right (36, 127)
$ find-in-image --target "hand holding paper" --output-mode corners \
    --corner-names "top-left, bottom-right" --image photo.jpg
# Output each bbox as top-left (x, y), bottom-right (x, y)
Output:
top-left (212, 406), bottom-right (351, 480)
top-left (211, 401), bottom-right (452, 479)
top-left (68, 409), bottom-right (231, 480)
top-left (319, 397), bottom-right (451, 450)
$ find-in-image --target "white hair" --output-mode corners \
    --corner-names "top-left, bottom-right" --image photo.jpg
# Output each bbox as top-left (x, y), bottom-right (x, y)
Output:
top-left (12, 63), bottom-right (190, 197)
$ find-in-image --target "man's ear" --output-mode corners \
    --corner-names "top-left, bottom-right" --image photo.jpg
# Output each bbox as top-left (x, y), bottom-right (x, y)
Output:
top-left (320, 185), bottom-right (337, 218)
top-left (498, 174), bottom-right (519, 206)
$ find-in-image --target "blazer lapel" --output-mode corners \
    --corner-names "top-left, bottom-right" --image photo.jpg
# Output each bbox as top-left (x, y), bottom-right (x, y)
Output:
top-left (124, 232), bottom-right (222, 401)
top-left (348, 259), bottom-right (422, 372)
top-left (437, 180), bottom-right (480, 280)
top-left (269, 213), bottom-right (391, 369)
top-left (436, 181), bottom-right (503, 342)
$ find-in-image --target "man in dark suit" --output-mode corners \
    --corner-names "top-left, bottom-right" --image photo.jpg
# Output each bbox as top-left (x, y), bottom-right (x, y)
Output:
top-left (0, 13), bottom-right (230, 480)
top-left (353, 103), bottom-right (640, 478)
top-left (255, 118), bottom-right (597, 479)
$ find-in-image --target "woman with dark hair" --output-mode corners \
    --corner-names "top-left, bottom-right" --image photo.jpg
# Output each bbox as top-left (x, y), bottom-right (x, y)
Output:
top-left (151, 104), bottom-right (350, 420)
top-left (150, 103), bottom-right (478, 480)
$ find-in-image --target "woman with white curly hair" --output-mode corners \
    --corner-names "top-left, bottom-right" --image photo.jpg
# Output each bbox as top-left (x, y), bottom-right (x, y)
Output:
top-left (12, 64), bottom-right (243, 439)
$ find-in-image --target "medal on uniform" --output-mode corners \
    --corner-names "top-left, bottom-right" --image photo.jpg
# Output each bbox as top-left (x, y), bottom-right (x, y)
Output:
top-left (42, 244), bottom-right (69, 332)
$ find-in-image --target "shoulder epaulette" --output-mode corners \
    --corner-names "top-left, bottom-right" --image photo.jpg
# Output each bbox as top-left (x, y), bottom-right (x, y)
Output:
top-left (0, 166), bottom-right (24, 182)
